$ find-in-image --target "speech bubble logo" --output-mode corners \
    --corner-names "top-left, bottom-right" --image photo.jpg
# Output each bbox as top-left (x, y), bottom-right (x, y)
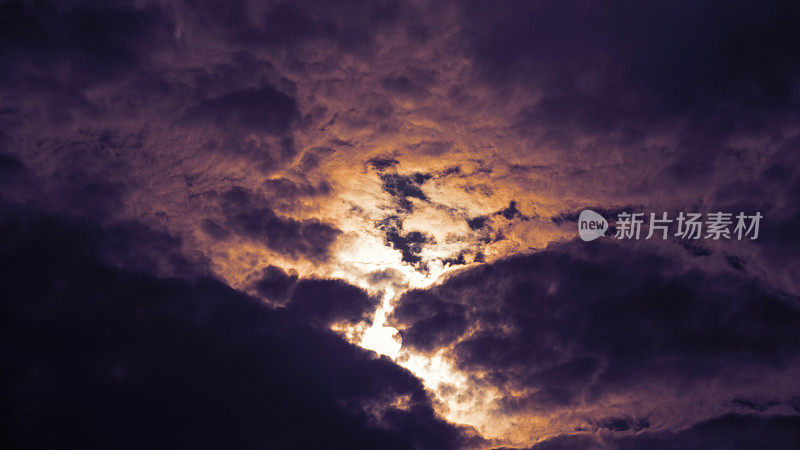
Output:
top-left (578, 209), bottom-right (608, 241)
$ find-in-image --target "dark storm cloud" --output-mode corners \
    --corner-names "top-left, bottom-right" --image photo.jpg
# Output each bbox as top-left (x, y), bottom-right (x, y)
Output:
top-left (380, 172), bottom-right (432, 212)
top-left (62, 179), bottom-right (127, 219)
top-left (0, 0), bottom-right (173, 86)
top-left (586, 415), bottom-right (650, 433)
top-left (181, 84), bottom-right (301, 135)
top-left (0, 202), bottom-right (483, 450)
top-left (442, 252), bottom-right (467, 267)
top-left (678, 135), bottom-right (800, 293)
top-left (218, 186), bottom-right (341, 261)
top-left (466, 215), bottom-right (488, 230)
top-left (185, 0), bottom-right (415, 57)
top-left (98, 220), bottom-right (205, 278)
top-left (382, 68), bottom-right (438, 100)
top-left (175, 75), bottom-right (304, 169)
top-left (495, 201), bottom-right (524, 220)
top-left (298, 146), bottom-right (336, 172)
top-left (0, 0), bottom-right (174, 127)
top-left (731, 397), bottom-right (782, 413)
top-left (262, 177), bottom-right (332, 202)
top-left (466, 201), bottom-right (527, 232)
top-left (248, 264), bottom-right (383, 326)
top-left (407, 140), bottom-right (453, 157)
top-left (287, 278), bottom-right (380, 328)
top-left (2, 0), bottom-right (798, 446)
top-left (505, 414), bottom-right (800, 450)
top-left (0, 153), bottom-right (34, 198)
top-left (680, 241), bottom-right (712, 258)
top-left (250, 264), bottom-right (298, 302)
top-left (390, 239), bottom-right (800, 412)
top-left (368, 155), bottom-right (400, 172)
top-left (377, 215), bottom-right (435, 269)
top-left (461, 0), bottom-right (800, 119)
top-left (0, 155), bottom-right (195, 276)
top-left (386, 229), bottom-right (434, 266)
top-left (459, 0), bottom-right (800, 189)
top-left (200, 218), bottom-right (231, 240)
top-left (0, 134), bottom-right (147, 224)
top-left (382, 75), bottom-right (429, 99)
top-left (390, 289), bottom-right (468, 352)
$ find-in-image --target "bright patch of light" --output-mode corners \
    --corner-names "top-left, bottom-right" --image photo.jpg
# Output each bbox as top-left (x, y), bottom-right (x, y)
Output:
top-left (359, 288), bottom-right (401, 358)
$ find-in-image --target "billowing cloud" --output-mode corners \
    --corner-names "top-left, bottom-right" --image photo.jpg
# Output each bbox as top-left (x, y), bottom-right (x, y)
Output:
top-left (390, 239), bottom-right (800, 440)
top-left (505, 414), bottom-right (800, 449)
top-left (216, 186), bottom-right (342, 261)
top-left (0, 199), bottom-right (483, 449)
top-left (2, 0), bottom-right (800, 447)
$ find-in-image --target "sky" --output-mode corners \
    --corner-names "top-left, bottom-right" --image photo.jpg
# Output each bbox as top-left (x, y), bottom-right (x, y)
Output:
top-left (1, 0), bottom-right (800, 448)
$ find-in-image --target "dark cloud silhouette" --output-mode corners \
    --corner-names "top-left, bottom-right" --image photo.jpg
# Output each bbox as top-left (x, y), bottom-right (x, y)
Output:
top-left (368, 155), bottom-right (400, 171)
top-left (0, 0), bottom-right (173, 86)
top-left (377, 216), bottom-right (435, 269)
top-left (299, 146), bottom-right (336, 172)
top-left (250, 264), bottom-right (299, 303)
top-left (0, 202), bottom-right (482, 450)
top-left (467, 201), bottom-right (528, 232)
top-left (0, 153), bottom-right (26, 180)
top-left (466, 215), bottom-right (488, 230)
top-left (380, 172), bottom-right (432, 212)
top-left (182, 84), bottom-right (301, 135)
top-left (185, 0), bottom-right (416, 57)
top-left (247, 263), bottom-right (382, 327)
top-left (587, 416), bottom-right (650, 433)
top-left (504, 414), bottom-right (800, 450)
top-left (390, 239), bottom-right (800, 415)
top-left (262, 177), bottom-right (332, 200)
top-left (100, 220), bottom-right (207, 278)
top-left (732, 397), bottom-right (781, 413)
top-left (219, 186), bottom-right (341, 261)
top-left (459, 0), bottom-right (800, 193)
top-left (287, 278), bottom-right (380, 328)
top-left (495, 201), bottom-right (524, 220)
top-left (442, 252), bottom-right (467, 267)
top-left (462, 0), bottom-right (800, 120)
top-left (386, 229), bottom-right (434, 266)
top-left (382, 75), bottom-right (429, 99)
top-left (2, 0), bottom-right (799, 447)
top-left (390, 289), bottom-right (468, 352)
top-left (200, 218), bottom-right (230, 240)
top-left (0, 153), bottom-right (34, 198)
top-left (63, 179), bottom-right (127, 219)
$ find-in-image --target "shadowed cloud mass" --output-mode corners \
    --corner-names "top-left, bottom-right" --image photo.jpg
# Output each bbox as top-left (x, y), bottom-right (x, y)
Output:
top-left (1, 0), bottom-right (800, 448)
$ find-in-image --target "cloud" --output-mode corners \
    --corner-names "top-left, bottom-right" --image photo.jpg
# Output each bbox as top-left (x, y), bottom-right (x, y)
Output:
top-left (0, 201), bottom-right (483, 449)
top-left (181, 84), bottom-right (301, 135)
top-left (460, 0), bottom-right (800, 118)
top-left (368, 155), bottom-right (400, 172)
top-left (454, 0), bottom-right (800, 212)
top-left (390, 238), bottom-right (800, 431)
top-left (287, 278), bottom-right (380, 328)
top-left (218, 186), bottom-right (342, 261)
top-left (247, 263), bottom-right (384, 328)
top-left (2, 0), bottom-right (800, 446)
top-left (507, 414), bottom-right (800, 450)
top-left (249, 264), bottom-right (298, 303)
top-left (0, 1), bottom-right (173, 86)
top-left (377, 215), bottom-right (436, 269)
top-left (380, 172), bottom-right (433, 212)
